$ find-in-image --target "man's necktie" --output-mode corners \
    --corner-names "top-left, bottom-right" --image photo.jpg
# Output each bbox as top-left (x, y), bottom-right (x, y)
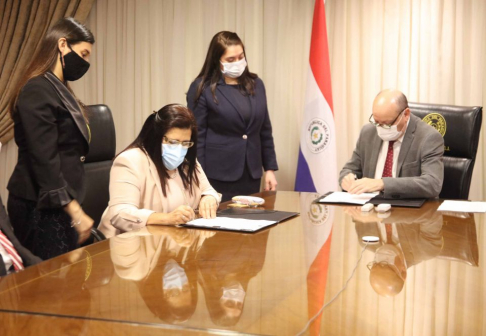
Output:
top-left (0, 230), bottom-right (24, 271)
top-left (382, 141), bottom-right (396, 178)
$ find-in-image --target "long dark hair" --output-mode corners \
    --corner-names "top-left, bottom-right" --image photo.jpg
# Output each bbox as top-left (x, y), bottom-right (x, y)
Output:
top-left (119, 104), bottom-right (200, 197)
top-left (194, 31), bottom-right (258, 104)
top-left (9, 17), bottom-right (95, 117)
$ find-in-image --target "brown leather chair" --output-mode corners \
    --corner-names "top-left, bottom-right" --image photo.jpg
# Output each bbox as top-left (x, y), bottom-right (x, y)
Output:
top-left (83, 104), bottom-right (116, 238)
top-left (409, 103), bottom-right (482, 200)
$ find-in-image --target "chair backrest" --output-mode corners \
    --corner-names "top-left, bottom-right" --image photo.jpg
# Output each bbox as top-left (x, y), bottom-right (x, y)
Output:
top-left (409, 102), bottom-right (482, 200)
top-left (83, 104), bottom-right (116, 226)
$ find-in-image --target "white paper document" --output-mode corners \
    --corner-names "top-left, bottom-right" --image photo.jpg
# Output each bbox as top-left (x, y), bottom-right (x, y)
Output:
top-left (185, 217), bottom-right (277, 232)
top-left (318, 192), bottom-right (377, 205)
top-left (437, 200), bottom-right (486, 213)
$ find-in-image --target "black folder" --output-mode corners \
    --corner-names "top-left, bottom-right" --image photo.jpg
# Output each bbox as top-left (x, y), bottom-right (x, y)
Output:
top-left (367, 194), bottom-right (426, 208)
top-left (181, 208), bottom-right (299, 233)
top-left (217, 208), bottom-right (300, 222)
top-left (314, 192), bottom-right (426, 208)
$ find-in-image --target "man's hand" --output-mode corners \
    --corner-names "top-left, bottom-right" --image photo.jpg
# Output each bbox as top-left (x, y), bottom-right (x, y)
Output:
top-left (341, 173), bottom-right (356, 191)
top-left (347, 178), bottom-right (384, 194)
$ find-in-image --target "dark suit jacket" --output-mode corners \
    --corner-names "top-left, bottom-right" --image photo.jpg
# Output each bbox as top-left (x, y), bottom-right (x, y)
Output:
top-left (0, 197), bottom-right (42, 276)
top-left (8, 72), bottom-right (90, 209)
top-left (187, 77), bottom-right (278, 181)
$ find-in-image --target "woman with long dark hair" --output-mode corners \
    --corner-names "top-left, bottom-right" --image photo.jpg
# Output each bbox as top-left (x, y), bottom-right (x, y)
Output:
top-left (7, 17), bottom-right (95, 260)
top-left (187, 31), bottom-right (279, 202)
top-left (98, 104), bottom-right (220, 238)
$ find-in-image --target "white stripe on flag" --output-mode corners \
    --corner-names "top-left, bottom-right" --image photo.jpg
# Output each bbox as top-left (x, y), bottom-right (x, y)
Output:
top-left (299, 66), bottom-right (338, 194)
top-left (300, 193), bottom-right (334, 270)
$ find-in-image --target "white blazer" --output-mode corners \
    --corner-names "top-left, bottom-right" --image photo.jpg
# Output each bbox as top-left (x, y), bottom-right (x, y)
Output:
top-left (98, 148), bottom-right (221, 238)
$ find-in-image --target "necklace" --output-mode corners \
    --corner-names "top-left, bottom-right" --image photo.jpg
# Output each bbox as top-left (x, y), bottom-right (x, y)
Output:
top-left (168, 169), bottom-right (177, 179)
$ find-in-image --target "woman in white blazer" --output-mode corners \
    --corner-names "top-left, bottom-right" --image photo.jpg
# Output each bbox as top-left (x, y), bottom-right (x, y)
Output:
top-left (99, 104), bottom-right (221, 238)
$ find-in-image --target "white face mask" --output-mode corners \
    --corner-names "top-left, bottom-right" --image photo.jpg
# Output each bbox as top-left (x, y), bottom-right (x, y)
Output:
top-left (221, 282), bottom-right (246, 304)
top-left (221, 58), bottom-right (247, 79)
top-left (375, 113), bottom-right (404, 141)
top-left (162, 259), bottom-right (188, 290)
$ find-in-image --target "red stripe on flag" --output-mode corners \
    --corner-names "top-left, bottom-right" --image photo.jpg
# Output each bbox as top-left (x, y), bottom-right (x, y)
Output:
top-left (309, 0), bottom-right (334, 114)
top-left (307, 230), bottom-right (333, 336)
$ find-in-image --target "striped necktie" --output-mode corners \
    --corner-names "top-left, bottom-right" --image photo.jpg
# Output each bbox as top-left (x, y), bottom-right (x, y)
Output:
top-left (0, 230), bottom-right (24, 271)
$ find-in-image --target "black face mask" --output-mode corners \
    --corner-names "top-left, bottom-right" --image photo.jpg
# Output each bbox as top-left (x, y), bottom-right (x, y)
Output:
top-left (60, 45), bottom-right (90, 81)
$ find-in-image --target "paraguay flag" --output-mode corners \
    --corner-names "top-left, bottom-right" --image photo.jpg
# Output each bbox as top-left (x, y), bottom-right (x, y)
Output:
top-left (295, 0), bottom-right (337, 194)
top-left (297, 1), bottom-right (335, 334)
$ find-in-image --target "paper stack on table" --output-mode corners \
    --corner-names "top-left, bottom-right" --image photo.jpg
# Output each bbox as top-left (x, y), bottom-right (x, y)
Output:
top-left (437, 200), bottom-right (486, 213)
top-left (185, 217), bottom-right (277, 232)
top-left (318, 192), bottom-right (377, 205)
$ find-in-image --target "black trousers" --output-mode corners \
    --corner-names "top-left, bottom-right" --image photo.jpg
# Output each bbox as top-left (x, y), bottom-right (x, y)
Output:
top-left (209, 165), bottom-right (261, 203)
top-left (7, 194), bottom-right (78, 260)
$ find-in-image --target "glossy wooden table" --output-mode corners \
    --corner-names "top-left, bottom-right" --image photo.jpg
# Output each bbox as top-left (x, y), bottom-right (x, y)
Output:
top-left (0, 191), bottom-right (484, 335)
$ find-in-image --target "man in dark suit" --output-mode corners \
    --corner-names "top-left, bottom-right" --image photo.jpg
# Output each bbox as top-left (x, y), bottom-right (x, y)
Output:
top-left (0, 195), bottom-right (41, 276)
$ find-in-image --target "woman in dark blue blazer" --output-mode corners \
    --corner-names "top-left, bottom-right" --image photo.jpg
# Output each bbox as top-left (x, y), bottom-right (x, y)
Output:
top-left (187, 31), bottom-right (278, 202)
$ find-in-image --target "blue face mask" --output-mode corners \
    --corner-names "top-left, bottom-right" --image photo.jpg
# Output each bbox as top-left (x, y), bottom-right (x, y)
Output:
top-left (162, 143), bottom-right (188, 170)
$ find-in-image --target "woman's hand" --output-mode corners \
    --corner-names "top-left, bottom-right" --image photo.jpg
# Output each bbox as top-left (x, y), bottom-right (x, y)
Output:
top-left (147, 205), bottom-right (195, 226)
top-left (264, 170), bottom-right (278, 191)
top-left (75, 212), bottom-right (95, 244)
top-left (64, 200), bottom-right (94, 244)
top-left (168, 205), bottom-right (196, 224)
top-left (198, 195), bottom-right (218, 219)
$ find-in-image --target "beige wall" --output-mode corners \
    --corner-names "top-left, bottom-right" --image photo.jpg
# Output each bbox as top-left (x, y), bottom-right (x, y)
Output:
top-left (1, 0), bottom-right (485, 203)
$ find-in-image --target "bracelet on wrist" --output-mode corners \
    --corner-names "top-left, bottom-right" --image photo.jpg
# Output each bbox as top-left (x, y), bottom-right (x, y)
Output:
top-left (71, 212), bottom-right (82, 227)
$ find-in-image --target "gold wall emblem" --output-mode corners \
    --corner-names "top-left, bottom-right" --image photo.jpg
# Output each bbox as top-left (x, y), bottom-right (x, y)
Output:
top-left (422, 113), bottom-right (447, 137)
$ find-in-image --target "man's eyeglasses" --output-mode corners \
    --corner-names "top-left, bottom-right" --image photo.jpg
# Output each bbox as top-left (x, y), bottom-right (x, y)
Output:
top-left (369, 108), bottom-right (406, 129)
top-left (163, 136), bottom-right (194, 148)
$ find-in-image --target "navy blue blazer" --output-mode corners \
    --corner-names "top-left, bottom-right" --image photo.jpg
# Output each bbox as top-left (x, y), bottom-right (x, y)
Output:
top-left (187, 77), bottom-right (278, 182)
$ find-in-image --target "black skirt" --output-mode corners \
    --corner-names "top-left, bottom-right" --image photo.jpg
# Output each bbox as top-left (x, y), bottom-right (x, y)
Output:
top-left (7, 194), bottom-right (79, 260)
top-left (208, 164), bottom-right (261, 203)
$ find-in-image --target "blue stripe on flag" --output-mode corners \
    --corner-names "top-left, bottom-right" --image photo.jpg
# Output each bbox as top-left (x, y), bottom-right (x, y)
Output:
top-left (295, 148), bottom-right (317, 192)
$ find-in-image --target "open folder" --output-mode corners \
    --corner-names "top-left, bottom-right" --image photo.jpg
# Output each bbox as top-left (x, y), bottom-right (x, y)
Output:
top-left (315, 191), bottom-right (426, 208)
top-left (181, 208), bottom-right (299, 233)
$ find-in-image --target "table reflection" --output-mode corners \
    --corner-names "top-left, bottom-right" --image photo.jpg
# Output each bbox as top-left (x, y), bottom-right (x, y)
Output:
top-left (110, 226), bottom-right (270, 327)
top-left (197, 231), bottom-right (269, 327)
top-left (0, 247), bottom-right (113, 317)
top-left (110, 227), bottom-right (213, 323)
top-left (344, 203), bottom-right (479, 297)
